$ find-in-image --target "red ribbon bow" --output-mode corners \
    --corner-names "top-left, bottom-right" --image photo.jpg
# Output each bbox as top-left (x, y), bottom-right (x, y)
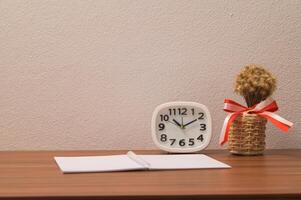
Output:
top-left (219, 98), bottom-right (293, 145)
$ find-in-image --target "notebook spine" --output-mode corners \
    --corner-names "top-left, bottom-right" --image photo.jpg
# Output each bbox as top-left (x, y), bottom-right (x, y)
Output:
top-left (126, 151), bottom-right (151, 169)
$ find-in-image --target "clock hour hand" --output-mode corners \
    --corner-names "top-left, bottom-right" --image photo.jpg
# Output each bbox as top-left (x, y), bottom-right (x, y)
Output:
top-left (172, 119), bottom-right (183, 128)
top-left (183, 119), bottom-right (198, 128)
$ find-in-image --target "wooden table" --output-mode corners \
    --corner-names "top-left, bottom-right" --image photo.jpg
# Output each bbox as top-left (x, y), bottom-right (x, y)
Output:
top-left (0, 150), bottom-right (300, 200)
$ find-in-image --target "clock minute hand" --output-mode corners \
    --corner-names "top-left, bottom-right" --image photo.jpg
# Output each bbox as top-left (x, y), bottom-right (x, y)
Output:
top-left (183, 119), bottom-right (198, 128)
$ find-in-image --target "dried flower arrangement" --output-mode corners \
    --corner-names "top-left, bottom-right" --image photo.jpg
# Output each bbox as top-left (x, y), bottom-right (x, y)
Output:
top-left (219, 64), bottom-right (293, 155)
top-left (234, 64), bottom-right (277, 107)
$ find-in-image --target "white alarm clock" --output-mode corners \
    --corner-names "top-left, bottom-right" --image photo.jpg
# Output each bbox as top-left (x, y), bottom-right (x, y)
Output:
top-left (151, 102), bottom-right (212, 153)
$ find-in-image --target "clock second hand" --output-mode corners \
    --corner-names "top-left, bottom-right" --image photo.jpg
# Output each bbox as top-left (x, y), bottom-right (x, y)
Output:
top-left (181, 117), bottom-right (184, 129)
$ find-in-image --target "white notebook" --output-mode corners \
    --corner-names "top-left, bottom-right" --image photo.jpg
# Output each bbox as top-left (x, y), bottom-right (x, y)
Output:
top-left (54, 151), bottom-right (231, 173)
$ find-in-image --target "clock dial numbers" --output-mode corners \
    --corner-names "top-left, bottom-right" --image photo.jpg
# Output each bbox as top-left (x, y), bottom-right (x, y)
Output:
top-left (160, 114), bottom-right (169, 121)
top-left (197, 134), bottom-right (204, 142)
top-left (161, 138), bottom-right (200, 147)
top-left (168, 108), bottom-right (187, 115)
top-left (158, 123), bottom-right (165, 131)
top-left (200, 124), bottom-right (206, 131)
top-left (169, 139), bottom-right (176, 145)
top-left (155, 105), bottom-right (208, 149)
top-left (191, 108), bottom-right (195, 115)
top-left (152, 102), bottom-right (211, 153)
top-left (188, 138), bottom-right (195, 146)
top-left (198, 112), bottom-right (205, 120)
top-left (168, 108), bottom-right (199, 116)
top-left (179, 139), bottom-right (185, 146)
top-left (160, 134), bottom-right (167, 142)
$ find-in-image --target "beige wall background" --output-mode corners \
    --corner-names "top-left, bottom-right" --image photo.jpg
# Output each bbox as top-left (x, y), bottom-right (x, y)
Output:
top-left (0, 0), bottom-right (300, 150)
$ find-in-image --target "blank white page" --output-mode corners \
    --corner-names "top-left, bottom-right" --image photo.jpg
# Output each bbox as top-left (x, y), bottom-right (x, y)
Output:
top-left (140, 154), bottom-right (231, 170)
top-left (54, 155), bottom-right (144, 173)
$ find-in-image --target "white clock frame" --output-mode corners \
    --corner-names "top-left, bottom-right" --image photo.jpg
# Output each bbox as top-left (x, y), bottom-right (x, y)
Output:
top-left (151, 101), bottom-right (212, 153)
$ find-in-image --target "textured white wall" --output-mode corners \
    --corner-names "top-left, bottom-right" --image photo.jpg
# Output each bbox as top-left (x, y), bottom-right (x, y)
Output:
top-left (0, 0), bottom-right (300, 150)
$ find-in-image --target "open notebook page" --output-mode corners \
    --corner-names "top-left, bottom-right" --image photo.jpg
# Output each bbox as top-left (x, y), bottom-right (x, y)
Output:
top-left (55, 155), bottom-right (145, 173)
top-left (140, 154), bottom-right (230, 170)
top-left (55, 152), bottom-right (230, 173)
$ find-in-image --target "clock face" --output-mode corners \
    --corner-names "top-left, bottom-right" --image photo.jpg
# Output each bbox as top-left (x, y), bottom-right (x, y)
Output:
top-left (151, 102), bottom-right (212, 153)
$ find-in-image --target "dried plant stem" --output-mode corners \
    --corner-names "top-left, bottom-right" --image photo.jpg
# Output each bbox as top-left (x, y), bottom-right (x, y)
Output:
top-left (244, 90), bottom-right (264, 107)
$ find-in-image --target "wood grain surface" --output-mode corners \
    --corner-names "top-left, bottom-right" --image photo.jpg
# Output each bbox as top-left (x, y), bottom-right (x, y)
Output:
top-left (0, 150), bottom-right (300, 200)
